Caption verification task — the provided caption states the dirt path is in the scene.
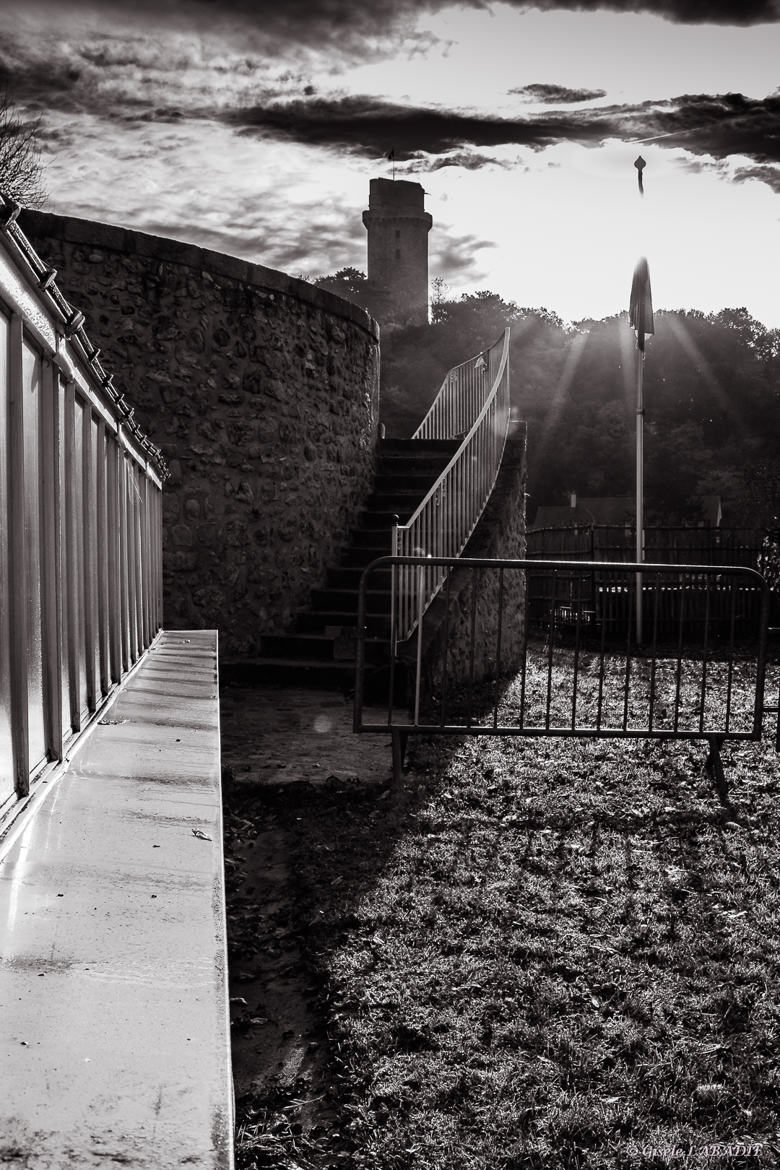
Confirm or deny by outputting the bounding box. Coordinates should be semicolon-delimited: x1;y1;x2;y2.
219;683;393;1155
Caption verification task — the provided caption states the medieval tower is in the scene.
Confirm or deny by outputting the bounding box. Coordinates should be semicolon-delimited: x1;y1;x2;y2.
362;177;433;328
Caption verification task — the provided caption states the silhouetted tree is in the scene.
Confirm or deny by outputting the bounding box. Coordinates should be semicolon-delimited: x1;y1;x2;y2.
313;267;369;302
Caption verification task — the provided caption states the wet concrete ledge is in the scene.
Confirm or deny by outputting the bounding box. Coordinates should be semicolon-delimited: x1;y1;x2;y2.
0;631;233;1170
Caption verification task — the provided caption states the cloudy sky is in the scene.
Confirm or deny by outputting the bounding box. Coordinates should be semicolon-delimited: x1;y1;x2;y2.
1;0;779;326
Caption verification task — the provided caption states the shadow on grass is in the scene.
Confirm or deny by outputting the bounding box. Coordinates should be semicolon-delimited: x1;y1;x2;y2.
225;674;780;1170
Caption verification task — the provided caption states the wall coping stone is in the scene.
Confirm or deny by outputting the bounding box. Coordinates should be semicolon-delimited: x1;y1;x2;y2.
19;209;380;342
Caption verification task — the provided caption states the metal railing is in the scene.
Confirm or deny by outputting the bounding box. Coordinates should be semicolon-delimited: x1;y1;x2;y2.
355;556;780;784
392;328;511;646
0;196;167;817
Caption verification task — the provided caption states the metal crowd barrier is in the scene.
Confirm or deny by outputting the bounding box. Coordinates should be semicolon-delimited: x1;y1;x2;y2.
354;556;780;786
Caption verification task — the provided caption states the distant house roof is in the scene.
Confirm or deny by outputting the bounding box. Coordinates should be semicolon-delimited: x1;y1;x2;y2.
531;494;722;529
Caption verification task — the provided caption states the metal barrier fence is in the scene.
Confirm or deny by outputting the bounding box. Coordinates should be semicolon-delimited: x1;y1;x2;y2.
0;198;167;818
354;556;780;784
528;525;766;567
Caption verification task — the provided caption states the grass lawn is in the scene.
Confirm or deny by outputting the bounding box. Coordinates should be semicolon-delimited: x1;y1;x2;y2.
227;656;780;1169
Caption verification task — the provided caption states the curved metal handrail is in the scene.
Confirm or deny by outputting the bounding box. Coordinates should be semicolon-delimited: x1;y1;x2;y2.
392;327;511;645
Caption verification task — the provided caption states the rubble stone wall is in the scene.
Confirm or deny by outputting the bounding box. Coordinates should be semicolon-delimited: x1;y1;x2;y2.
21;211;380;657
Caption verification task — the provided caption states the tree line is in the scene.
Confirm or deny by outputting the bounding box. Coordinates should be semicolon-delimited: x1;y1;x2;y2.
314;270;780;530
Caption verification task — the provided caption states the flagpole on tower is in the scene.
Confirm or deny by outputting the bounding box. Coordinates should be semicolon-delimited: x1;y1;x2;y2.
629;156;653;644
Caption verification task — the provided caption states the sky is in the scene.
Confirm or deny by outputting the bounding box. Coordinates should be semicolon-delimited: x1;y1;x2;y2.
1;0;779;327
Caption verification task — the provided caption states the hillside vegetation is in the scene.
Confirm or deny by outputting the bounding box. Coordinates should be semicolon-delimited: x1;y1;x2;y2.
386;299;780;530
315;272;780;529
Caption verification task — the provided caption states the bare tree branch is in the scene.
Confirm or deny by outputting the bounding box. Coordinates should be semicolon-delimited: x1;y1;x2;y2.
0;91;47;208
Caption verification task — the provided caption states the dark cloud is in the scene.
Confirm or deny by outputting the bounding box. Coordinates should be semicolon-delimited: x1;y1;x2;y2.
511;84;608;103
627;92;780;167
10;0;779;48
135;200;367;276
431;231;494;280
16;0;446;57
732;162;780;192
424;151;516;172
508;0;779;23
151;0;780;27
230;94;615;155
227;90;780;177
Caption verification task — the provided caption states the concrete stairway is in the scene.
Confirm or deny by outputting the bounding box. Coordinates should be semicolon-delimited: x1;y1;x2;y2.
253;438;459;689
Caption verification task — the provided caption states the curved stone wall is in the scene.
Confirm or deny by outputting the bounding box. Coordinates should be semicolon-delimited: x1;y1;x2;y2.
20;210;380;658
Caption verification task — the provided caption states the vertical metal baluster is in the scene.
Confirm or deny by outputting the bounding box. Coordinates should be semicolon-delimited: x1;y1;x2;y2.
571;568;583;731
41;356;63;763
518;564;529;732
493;566;505;730
673;570;686;734
724;573;737;735
413;556;425;725
623;569;634;732
8;313;30;793
596;570;607;731
107;433;121;685
82;407;97;708
390;520;398;656
699;573;712;735
545;569;556;731
753;571;769;741
440;572;453;728
467;566;478;728
648;569;660;732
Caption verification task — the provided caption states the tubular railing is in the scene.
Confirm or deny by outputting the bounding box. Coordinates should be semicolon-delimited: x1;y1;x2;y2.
0;195;167;818
392;328;511;646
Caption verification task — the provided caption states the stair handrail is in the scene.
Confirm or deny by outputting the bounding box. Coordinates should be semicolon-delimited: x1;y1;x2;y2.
392;327;511;647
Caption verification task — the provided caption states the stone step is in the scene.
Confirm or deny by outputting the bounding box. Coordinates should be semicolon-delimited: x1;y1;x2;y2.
373;471;445;494
366;492;430;514
310;586;391;614
227;657;358;690
379;438;459;455
326;564;391;588
354;512;405;532
340;546;394;569
252;436;460;689
295;610;392;637
259;631;389;664
346;530;394;552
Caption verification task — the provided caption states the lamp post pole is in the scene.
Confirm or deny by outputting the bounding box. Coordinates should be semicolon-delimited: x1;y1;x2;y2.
636;343;644;644
632;155;650;645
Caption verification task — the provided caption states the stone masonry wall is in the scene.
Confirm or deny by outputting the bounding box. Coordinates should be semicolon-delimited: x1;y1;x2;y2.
20;210;380;658
409;423;528;693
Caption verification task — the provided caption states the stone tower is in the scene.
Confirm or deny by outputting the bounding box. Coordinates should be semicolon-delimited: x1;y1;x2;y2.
362;178;432;327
